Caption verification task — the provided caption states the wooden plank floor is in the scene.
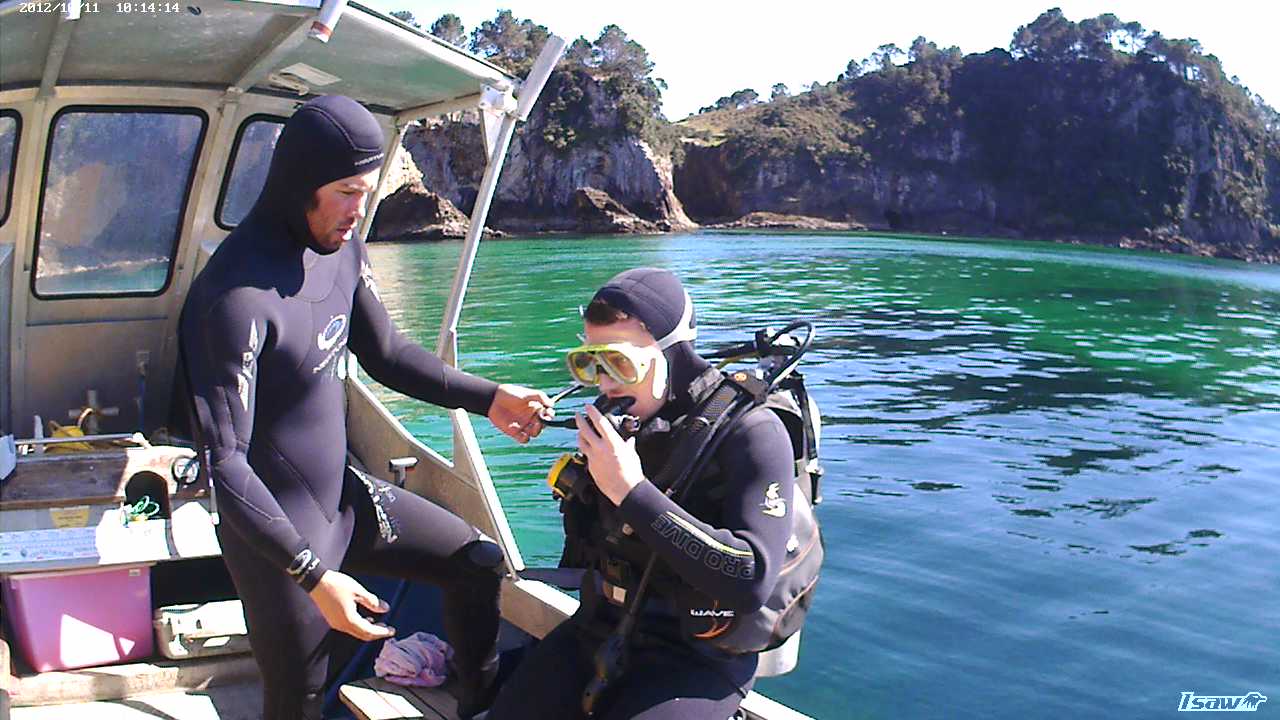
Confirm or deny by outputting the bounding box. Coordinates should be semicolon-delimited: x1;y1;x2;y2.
340;677;462;720
9;681;263;720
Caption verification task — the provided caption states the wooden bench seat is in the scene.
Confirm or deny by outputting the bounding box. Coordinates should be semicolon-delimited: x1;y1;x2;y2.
339;677;465;720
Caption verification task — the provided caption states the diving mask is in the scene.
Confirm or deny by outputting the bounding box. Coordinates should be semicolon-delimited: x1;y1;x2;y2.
565;342;654;386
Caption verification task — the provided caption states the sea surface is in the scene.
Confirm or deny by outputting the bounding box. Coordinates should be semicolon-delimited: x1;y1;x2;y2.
363;232;1280;719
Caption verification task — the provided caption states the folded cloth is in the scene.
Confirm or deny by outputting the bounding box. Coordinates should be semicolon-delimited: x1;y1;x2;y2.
374;632;455;687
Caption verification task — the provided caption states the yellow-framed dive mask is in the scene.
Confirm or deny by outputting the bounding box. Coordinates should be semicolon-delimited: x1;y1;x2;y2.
565;342;654;386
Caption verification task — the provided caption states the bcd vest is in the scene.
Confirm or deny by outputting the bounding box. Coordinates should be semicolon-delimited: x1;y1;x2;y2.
560;368;824;655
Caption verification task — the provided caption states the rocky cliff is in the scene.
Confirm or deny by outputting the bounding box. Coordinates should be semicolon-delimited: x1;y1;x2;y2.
378;69;693;238
674;18;1280;261
372;10;1279;262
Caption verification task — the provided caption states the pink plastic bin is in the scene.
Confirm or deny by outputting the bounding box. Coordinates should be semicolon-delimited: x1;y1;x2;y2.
2;564;154;671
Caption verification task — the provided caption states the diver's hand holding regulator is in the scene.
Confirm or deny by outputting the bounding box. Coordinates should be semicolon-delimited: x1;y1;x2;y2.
489;383;552;444
575;404;646;506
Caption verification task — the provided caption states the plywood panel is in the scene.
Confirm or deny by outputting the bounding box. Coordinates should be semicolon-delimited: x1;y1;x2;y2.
21;320;167;437
0;444;203;510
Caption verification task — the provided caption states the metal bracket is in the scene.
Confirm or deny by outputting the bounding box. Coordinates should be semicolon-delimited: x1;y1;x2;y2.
388;457;418;488
67;389;120;435
478;85;517;159
38;9;78;99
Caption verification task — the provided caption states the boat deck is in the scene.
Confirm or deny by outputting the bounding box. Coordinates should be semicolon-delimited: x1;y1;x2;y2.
1;645;260;720
339;678;467;720
9;682;262;720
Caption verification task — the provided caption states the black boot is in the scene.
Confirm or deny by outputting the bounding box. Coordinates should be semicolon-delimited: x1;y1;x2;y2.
454;651;500;719
301;690;326;720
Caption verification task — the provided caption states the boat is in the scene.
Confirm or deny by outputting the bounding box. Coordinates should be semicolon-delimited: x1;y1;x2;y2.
0;2;813;718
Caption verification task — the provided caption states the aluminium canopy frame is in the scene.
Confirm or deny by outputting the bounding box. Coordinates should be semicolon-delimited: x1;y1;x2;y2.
0;0;566;574
0;6;816;717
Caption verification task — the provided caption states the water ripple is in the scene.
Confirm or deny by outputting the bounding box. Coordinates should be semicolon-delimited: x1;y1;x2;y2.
365;233;1280;719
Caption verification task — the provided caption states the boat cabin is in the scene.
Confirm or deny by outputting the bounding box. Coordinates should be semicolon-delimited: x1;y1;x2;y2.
0;3;810;718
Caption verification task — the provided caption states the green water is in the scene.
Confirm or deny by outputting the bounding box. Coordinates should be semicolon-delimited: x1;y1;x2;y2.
363;232;1280;719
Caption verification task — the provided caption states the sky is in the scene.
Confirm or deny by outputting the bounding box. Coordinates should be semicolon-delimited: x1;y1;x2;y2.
363;1;1280;121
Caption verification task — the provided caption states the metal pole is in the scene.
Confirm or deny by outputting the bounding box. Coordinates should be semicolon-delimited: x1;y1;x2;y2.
394;93;483;126
357;121;410;243
307;0;349;42
16;433;137;447
433;36;566;363
434;111;519;363
38;10;78;99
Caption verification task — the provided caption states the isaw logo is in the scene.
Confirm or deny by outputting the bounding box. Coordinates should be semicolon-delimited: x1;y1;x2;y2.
317;314;348;351
1179;691;1268;712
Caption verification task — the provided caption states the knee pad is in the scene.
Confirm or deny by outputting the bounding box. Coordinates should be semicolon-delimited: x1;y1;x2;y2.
460;538;505;575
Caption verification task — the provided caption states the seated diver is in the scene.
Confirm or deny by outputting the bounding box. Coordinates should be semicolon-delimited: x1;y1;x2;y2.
488;268;807;720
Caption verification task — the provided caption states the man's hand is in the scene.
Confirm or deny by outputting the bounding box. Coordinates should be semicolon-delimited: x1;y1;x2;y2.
308;570;395;642
489;384;552;444
576;404;646;506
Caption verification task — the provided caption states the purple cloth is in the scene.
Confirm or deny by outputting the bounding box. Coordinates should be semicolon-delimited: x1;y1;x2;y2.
373;632;454;687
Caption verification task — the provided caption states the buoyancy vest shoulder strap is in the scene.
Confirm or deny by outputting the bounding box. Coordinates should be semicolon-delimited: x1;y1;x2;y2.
653;367;770;500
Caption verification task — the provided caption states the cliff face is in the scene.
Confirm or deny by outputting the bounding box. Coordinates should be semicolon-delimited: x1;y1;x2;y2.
677;141;1016;235
397;71;693;234
375;18;1279;262
675;49;1280;261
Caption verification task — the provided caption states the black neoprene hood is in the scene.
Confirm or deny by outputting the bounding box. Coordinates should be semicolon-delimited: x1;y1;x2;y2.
591;267;709;409
591;267;697;348
250;95;386;253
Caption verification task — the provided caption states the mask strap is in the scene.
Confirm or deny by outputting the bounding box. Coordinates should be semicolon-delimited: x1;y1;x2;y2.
653;290;697;350
650;351;669;400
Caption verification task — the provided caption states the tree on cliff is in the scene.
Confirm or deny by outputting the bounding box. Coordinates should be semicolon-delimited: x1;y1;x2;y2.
389;10;419;29
430;14;466;47
592;25;655;80
565;25;669;151
843;37;961;161
676;8;1278;255
470;9;551;74
844;43;907;80
698;88;761;113
462;11;672;155
1010;9;1146;63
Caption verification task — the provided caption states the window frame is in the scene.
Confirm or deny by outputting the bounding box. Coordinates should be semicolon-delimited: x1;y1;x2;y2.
30;104;209;301
0;109;22;228
214;113;288;231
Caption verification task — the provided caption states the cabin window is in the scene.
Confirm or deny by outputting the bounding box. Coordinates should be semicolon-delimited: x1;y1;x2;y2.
0;111;19;227
32;107;206;298
216;116;285;229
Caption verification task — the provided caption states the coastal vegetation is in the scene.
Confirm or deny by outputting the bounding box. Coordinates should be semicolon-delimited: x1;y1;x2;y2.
384;7;1279;261
392;9;678;156
678;9;1279;258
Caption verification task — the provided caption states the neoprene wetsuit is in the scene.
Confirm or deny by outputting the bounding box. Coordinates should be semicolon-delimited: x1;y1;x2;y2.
488;269;796;720
180;96;503;719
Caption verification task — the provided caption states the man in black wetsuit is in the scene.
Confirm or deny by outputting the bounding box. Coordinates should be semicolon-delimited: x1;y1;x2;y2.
180;95;550;720
488;268;797;720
